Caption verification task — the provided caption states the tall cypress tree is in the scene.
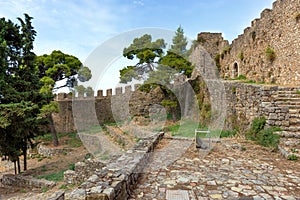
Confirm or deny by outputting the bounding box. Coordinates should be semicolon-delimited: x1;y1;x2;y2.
0;14;49;173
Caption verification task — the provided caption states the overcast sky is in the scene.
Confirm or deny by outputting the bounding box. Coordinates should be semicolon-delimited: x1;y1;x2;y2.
1;0;274;92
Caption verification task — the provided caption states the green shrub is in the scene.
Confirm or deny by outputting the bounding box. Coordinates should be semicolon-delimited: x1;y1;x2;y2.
288;154;298;161
246;117;281;149
231;86;236;94
41;165;47;172
255;127;280;148
214;54;221;71
265;46;276;62
69;163;75;171
246;117;265;140
241;146;247;151
222;46;231;55
238;52;244;61
250;117;266;135
296;90;300;95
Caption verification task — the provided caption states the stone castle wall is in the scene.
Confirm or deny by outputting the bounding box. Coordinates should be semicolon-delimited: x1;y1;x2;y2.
53;0;300;133
198;0;300;86
197;32;229;58
224;82;300;131
53;85;164;133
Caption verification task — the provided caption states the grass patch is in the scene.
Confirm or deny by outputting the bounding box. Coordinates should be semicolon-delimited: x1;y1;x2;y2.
38;170;64;182
20;189;27;193
164;120;222;138
35;133;53;142
100;154;110;161
245;80;256;84
59;184;76;190
35;132;82;148
67;135;82;148
164;120;200;137
104;121;119;127
237;74;247;80
38;169;65;182
220;130;237;138
41;187;48;193
59;184;68;190
296;90;300;95
58;132;82;148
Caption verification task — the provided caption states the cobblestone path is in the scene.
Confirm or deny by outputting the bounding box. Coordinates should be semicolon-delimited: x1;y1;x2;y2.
130;137;300;200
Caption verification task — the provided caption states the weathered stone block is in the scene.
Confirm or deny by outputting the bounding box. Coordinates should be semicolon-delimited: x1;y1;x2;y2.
269;113;278;120
86;193;109;200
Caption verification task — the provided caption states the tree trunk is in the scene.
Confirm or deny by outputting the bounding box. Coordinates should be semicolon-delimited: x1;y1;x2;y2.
48;114;59;146
22;141;27;171
17;157;21;174
171;108;177;122
14;161;17;175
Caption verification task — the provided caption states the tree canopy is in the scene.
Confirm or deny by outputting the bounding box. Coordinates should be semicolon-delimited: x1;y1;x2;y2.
120;34;166;83
36;50;92;146
119;27;194;121
0;14;92;172
36;50;91;93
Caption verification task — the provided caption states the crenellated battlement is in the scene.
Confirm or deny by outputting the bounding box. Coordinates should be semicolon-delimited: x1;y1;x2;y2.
214;0;300;85
55;84;141;101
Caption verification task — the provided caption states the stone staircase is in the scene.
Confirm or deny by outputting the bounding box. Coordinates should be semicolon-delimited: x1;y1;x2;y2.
274;87;300;160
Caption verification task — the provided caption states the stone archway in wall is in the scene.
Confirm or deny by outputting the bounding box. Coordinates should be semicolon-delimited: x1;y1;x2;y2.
232;62;239;79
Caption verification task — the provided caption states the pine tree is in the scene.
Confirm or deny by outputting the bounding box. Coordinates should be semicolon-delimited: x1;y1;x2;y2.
120;27;193;121
170;25;188;57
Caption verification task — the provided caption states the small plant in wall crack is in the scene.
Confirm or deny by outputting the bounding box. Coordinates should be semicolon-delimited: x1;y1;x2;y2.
238;51;244;61
295;13;300;22
265;46;276;62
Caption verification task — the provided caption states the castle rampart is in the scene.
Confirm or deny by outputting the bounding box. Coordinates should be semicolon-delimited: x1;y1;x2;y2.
53;85;164;133
199;0;300;86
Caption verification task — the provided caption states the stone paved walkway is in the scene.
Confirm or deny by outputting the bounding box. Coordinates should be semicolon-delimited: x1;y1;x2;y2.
129;137;300;200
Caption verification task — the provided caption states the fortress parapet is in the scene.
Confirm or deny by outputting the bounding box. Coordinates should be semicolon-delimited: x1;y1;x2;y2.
56;85;136;101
